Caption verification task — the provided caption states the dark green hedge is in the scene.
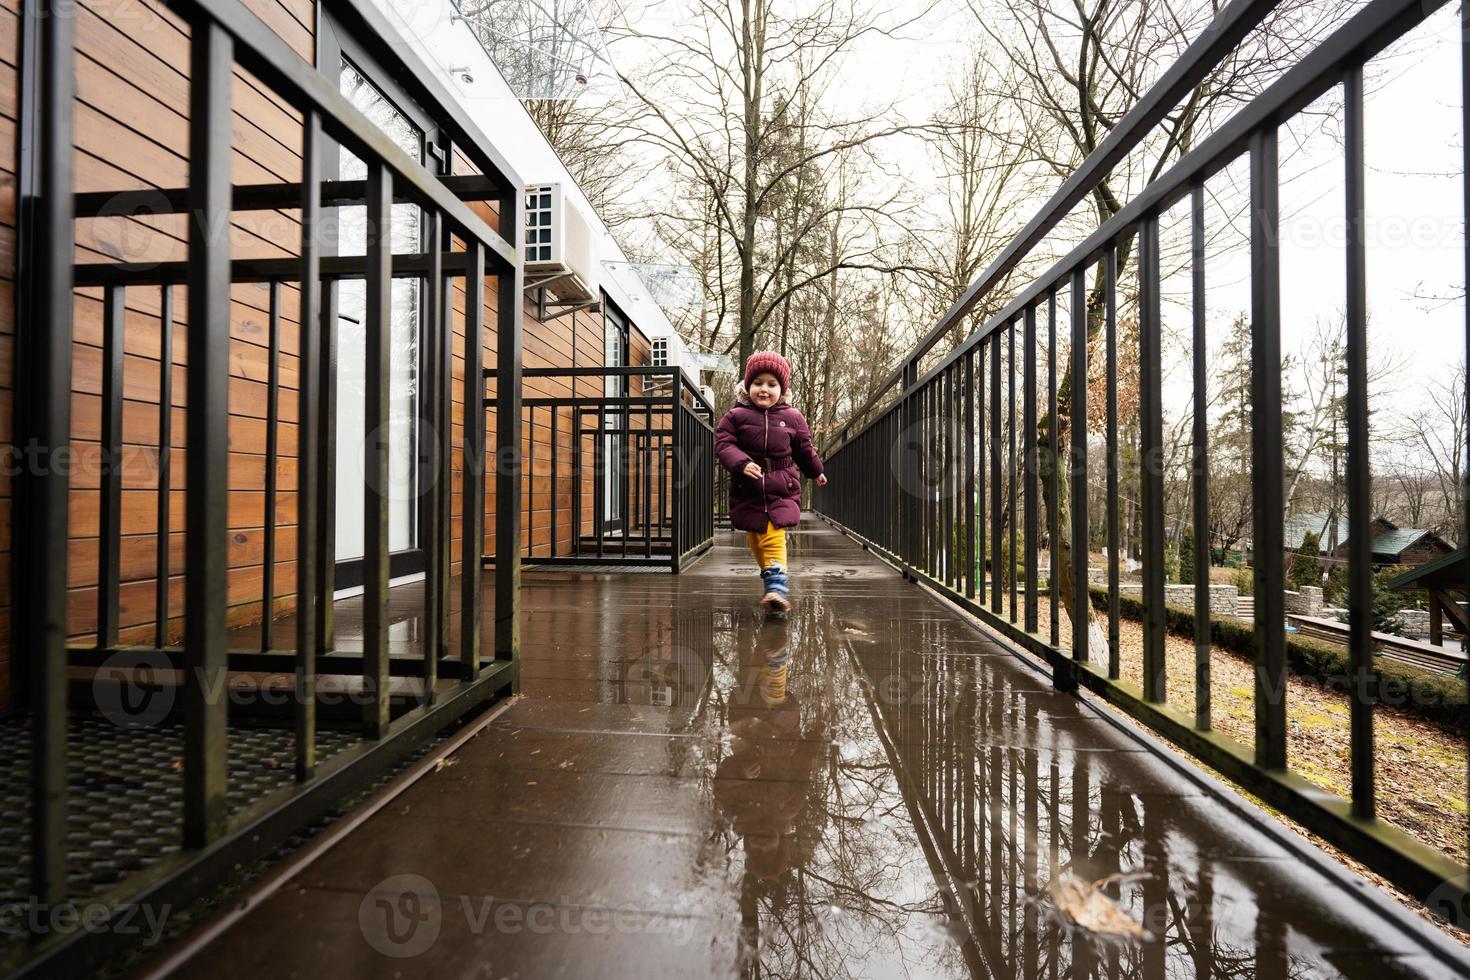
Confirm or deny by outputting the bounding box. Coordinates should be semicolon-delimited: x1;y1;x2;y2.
1089;587;1467;733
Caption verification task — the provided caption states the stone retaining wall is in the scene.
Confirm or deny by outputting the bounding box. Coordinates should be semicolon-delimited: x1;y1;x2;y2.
1114;583;1239;617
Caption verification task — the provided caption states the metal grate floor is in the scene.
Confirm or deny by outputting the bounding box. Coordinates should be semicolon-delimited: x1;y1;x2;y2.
0;714;360;914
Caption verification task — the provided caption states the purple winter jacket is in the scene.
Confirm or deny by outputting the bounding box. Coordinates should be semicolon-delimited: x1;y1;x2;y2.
715;382;825;532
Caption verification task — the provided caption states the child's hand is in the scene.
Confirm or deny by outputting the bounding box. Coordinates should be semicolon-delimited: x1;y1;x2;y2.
742;461;763;480
816;474;828;487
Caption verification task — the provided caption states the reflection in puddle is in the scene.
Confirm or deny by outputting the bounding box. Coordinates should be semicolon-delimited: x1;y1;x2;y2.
685;593;1441;979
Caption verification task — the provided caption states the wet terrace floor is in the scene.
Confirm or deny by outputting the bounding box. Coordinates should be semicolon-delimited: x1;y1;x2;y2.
168;518;1465;979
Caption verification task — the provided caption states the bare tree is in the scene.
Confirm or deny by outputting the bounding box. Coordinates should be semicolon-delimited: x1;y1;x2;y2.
1403;364;1468;544
610;0;936;366
962;0;1357;657
459;0;654;229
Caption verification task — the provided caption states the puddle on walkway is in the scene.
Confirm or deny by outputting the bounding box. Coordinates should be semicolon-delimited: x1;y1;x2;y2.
507;526;1459;978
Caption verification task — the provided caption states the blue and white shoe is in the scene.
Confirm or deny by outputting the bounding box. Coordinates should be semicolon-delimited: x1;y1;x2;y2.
760;565;790;614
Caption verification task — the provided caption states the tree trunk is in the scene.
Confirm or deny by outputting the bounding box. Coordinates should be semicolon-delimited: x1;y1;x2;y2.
736;0;764;367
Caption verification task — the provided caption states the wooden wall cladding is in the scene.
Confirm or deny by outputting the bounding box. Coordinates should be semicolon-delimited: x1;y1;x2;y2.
0;0;616;705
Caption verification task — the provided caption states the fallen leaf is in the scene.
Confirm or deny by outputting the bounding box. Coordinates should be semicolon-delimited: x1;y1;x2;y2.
1048;872;1153;942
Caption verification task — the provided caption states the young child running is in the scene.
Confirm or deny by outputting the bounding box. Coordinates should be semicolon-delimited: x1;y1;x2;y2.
715;351;828;614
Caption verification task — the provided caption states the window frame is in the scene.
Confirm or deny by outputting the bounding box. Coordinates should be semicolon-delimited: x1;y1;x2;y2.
318;8;450;587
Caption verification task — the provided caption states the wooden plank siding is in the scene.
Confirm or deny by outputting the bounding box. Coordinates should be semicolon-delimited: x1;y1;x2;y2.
0;0;622;706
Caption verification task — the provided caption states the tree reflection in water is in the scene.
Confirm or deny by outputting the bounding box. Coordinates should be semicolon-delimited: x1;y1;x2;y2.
696;595;1368;979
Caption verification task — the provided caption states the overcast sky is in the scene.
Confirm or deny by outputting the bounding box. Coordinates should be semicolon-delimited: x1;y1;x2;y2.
592;0;1464;450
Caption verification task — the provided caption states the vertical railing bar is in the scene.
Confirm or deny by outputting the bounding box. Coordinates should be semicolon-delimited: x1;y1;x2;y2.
435;234;452;663
1105;246;1120;680
1191;183;1212;730
97;284;124;650
1140;214;1167;705
362;161;392;739
1024;305;1038;633
901;363;913;572
1009;321;1018;622
669;379;681;572
156;285;173;649
644;400;652;560
315;280;337;656
912;363;921;574
953;364;962;585
550;402;559;558
911;378;920;574
261;279;280;652
183;19;233;846
935;373;943;582
964;350;976;600
622;388;631;560
25;0;76;904
1343;65;1374;816
494;184;523;677
929;378;938;579
1048;290;1060;647
1070;268;1089;666
527;400;535;559
919;380;928;575
990;335;1002;615
977;343;986;606
463;241;486;673
595;401;605;561
942;370;952;584
571;407;582;558
295;110;321;780
420;208;443;701
1249;126;1287;769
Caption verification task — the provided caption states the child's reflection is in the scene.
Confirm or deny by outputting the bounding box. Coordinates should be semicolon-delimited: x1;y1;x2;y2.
715;618;826;881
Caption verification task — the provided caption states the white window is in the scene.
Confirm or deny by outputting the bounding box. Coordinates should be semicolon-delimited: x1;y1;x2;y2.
652;337;669;367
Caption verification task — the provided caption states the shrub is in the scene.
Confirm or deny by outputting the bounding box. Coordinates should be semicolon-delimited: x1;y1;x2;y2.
1231;564;1254;597
1323;565;1348;606
1089;586;1466;733
1288;530;1321;591
1178;528;1195;586
1333;568;1408;636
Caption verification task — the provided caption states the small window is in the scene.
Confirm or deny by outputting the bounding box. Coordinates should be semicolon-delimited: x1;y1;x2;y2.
652;337;668;367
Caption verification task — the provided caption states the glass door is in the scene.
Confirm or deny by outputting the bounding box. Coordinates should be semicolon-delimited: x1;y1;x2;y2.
323;30;440;587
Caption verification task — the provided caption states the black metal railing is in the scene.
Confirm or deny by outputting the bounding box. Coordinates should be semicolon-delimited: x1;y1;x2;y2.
10;0;523;972
484;366;715;570
714;463;732;529
815;0;1468;928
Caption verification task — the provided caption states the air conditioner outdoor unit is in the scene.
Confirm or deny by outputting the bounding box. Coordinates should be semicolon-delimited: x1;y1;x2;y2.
523;183;599;303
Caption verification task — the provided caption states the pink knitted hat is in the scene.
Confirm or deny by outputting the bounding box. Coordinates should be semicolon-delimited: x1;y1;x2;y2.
743;350;791;393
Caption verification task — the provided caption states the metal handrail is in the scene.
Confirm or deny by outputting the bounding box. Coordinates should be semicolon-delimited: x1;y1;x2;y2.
814;0;1469;946
830;0;1290;453
11;0;525;972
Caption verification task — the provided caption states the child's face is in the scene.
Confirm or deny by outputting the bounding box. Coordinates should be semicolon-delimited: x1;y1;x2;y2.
749;373;781;407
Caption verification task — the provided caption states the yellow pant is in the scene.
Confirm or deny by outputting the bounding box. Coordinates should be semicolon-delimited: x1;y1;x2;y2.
746;521;787;570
